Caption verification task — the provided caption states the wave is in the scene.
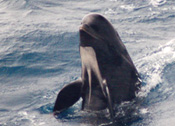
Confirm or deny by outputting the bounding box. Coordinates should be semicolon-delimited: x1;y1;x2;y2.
149;0;167;7
137;39;175;97
0;31;80;78
0;0;61;10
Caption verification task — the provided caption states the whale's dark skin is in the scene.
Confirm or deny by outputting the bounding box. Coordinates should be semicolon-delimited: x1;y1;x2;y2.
53;14;141;119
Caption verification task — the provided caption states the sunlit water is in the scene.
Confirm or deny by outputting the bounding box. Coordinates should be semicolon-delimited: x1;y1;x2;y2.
0;0;175;126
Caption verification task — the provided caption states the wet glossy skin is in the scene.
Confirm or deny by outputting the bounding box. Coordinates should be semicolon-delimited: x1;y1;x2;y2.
79;14;141;110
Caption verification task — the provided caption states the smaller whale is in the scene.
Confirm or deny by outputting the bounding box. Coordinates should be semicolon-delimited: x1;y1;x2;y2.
53;14;141;119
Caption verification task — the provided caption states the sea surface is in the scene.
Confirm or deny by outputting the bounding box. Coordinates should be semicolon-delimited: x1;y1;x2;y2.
0;0;175;126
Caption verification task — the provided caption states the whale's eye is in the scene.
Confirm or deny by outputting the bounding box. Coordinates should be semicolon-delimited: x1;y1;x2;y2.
91;24;99;32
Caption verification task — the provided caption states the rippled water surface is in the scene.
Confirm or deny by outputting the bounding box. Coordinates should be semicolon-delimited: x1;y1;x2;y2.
0;0;175;125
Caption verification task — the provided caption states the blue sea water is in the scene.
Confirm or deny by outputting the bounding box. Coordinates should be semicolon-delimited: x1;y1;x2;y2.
0;0;175;125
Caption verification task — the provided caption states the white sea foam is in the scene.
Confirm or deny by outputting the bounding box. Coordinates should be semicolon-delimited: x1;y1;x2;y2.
120;4;135;11
150;0;167;7
140;108;149;114
137;39;175;97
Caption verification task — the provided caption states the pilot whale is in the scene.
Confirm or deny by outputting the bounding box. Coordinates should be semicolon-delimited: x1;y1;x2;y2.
53;13;141;119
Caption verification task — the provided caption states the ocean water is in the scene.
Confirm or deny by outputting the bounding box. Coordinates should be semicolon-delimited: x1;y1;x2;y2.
0;0;175;125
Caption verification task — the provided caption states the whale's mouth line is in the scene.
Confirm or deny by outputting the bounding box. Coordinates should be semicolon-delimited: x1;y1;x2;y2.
79;24;103;41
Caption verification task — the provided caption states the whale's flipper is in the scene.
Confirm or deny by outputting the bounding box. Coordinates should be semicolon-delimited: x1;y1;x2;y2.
53;79;82;113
